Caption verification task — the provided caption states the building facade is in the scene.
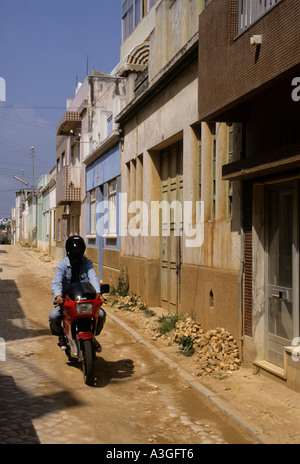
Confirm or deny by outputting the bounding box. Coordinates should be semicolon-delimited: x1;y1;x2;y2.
84;75;126;286
11;189;30;245
55;81;87;261
10;0;300;392
116;0;203;309
114;0;243;344
55;74;117;263
198;0;300;389
36;167;56;255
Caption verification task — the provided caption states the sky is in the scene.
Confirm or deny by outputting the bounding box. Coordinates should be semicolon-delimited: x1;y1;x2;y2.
0;0;122;217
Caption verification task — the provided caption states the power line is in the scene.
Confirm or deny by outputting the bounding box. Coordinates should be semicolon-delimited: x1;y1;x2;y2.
0;106;65;110
0;189;21;193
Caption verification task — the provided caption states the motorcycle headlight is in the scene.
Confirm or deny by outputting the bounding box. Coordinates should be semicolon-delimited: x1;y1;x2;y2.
75;302;93;314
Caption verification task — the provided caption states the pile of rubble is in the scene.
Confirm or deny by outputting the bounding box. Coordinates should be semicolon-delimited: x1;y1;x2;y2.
162;317;241;377
112;294;147;312
111;293;241;377
194;327;241;377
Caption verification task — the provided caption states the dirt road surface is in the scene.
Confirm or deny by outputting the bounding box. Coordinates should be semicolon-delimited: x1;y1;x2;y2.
0;245;258;445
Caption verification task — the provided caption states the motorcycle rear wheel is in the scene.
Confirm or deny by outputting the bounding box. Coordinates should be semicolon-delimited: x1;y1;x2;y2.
80;339;94;386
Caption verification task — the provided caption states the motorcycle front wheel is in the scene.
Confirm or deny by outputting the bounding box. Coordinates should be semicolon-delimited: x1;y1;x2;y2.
80;339;94;386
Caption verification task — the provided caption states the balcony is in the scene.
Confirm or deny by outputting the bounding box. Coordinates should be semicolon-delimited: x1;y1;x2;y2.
56;165;81;205
56;111;82;136
238;0;283;34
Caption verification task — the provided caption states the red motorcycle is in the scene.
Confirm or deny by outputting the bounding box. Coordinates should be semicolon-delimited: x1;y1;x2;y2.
62;281;109;385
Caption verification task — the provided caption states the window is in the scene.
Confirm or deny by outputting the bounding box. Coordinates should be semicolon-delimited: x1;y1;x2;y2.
238;0;282;34
122;0;133;42
52;210;56;240
61;151;65;168
197;125;202;202
90;189;96;235
71;214;80;236
108;179;117;235
46;211;50;237
122;0;158;41
148;0;157;11
89;137;93;154
122;0;142;42
57;218;61;242
135;0;141;26
57;151;65;173
107;115;113;136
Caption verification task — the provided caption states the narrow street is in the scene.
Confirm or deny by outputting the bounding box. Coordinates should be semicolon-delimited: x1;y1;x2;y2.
0;245;256;445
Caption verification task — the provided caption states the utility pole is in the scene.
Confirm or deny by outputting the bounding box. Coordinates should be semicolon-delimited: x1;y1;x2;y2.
30;146;36;193
29;147;36;246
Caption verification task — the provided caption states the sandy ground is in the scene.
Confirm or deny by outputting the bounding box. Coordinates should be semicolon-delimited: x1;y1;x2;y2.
0;244;258;444
3;244;300;444
109;301;300;444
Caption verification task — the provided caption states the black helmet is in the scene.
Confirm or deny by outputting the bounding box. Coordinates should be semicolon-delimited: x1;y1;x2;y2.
66;235;86;264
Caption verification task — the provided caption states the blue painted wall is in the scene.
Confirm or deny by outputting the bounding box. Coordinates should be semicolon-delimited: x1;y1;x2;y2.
86;142;121;279
86;143;120;191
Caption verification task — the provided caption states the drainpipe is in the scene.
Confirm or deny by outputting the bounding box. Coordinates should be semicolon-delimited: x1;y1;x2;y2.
238;225;245;362
238;176;245;362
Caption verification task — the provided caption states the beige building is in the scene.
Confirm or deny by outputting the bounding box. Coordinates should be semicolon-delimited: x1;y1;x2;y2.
55;73;119;262
116;0;242;343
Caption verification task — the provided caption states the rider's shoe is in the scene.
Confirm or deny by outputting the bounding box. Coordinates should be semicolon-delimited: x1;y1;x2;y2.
58;336;67;351
94;339;102;353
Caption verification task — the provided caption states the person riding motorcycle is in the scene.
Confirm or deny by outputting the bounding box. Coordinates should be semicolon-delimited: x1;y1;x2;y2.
49;235;106;352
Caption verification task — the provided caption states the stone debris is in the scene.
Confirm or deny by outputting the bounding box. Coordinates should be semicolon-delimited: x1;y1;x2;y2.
112;292;241;378
194;327;241;377
112;294;147;312
161;317;241;377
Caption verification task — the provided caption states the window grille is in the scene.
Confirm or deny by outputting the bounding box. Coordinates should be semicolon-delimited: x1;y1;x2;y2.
238;0;282;34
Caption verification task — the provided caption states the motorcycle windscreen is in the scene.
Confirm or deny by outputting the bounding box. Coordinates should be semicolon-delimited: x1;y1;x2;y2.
66;282;97;301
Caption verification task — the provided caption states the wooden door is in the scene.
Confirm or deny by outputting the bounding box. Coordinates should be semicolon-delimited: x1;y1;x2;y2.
160;142;183;313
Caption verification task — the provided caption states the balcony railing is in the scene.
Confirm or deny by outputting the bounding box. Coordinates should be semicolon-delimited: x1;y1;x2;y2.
56;165;81;205
238;0;282;34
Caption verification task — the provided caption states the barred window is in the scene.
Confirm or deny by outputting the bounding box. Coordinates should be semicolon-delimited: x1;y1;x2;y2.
238;0;282;34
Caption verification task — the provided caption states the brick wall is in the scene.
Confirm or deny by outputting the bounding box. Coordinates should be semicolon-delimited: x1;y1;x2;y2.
198;0;300;121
